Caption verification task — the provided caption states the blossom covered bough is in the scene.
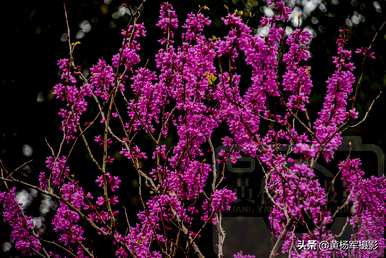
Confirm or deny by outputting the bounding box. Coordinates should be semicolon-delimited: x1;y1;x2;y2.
0;0;385;257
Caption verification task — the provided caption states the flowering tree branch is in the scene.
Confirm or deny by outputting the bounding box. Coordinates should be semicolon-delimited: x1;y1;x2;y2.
1;1;385;258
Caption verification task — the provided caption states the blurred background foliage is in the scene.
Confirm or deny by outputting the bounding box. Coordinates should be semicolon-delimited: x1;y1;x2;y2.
0;0;385;256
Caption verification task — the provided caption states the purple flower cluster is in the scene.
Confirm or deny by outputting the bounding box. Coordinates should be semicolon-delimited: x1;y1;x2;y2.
39;155;69;189
112;23;145;70
52;183;87;255
282;29;313;111
117;194;184;257
339;159;385;258
267;159;332;236
89;58;115;102
0;188;41;254
128;68;164;133
53;59;92;141
210;188;237;213
314;30;356;161
156;2;179;46
116;7;237;255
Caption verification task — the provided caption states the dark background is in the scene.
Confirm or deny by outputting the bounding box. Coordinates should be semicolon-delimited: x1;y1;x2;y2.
0;0;385;257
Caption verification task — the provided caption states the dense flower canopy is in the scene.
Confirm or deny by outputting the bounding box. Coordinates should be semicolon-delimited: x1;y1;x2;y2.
0;1;385;257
